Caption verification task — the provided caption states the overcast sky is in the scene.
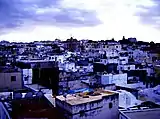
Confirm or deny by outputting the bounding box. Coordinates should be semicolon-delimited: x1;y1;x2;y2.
0;0;160;42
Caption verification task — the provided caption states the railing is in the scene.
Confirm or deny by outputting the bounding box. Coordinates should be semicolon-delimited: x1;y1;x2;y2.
0;102;11;119
119;111;130;119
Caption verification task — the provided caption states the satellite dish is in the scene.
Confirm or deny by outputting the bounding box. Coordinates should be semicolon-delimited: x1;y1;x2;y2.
13;93;22;99
25;92;33;99
24;76;29;81
63;93;67;99
36;91;44;98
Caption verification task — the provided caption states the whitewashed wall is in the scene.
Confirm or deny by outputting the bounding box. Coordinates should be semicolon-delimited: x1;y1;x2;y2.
22;69;32;84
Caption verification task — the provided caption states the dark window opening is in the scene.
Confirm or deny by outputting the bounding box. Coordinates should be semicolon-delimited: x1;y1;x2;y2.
109;102;113;109
128;67;130;70
11;76;16;82
80;110;85;117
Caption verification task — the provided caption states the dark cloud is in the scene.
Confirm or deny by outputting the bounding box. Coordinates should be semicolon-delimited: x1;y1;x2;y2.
136;0;160;29
0;0;101;32
33;8;101;27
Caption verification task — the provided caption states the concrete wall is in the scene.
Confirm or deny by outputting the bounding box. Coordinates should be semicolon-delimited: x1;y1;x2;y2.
103;84;117;91
22;69;32;84
0;72;22;89
111;74;127;86
59;80;88;90
68;80;88;90
101;74;127;86
101;75;110;85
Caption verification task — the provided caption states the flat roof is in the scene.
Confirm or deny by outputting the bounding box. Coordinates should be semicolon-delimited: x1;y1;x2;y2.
123;108;160;119
45;94;55;107
56;90;117;106
11;97;64;119
0;67;20;73
25;84;47;92
17;59;55;63
117;82;146;90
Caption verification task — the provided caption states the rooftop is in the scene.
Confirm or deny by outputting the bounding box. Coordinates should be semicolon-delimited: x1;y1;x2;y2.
56;90;117;106
139;85;160;104
0;90;64;119
11;97;64;119
25;84;47;92
17;59;55;63
123;108;160;119
0;67;19;73
117;82;146;90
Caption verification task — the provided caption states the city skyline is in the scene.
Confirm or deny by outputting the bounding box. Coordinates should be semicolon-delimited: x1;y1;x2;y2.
0;0;160;42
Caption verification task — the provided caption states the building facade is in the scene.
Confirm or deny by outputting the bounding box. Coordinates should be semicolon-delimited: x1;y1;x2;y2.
0;71;22;90
56;90;119;119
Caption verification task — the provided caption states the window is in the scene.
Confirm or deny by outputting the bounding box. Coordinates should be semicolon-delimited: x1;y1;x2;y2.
109;102;113;109
79;110;85;117
11;76;16;82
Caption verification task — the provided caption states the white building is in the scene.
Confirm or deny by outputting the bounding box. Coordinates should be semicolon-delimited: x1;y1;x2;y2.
119;57;128;65
101;73;127;86
117;90;142;109
55;90;119;119
133;49;148;58
76;64;93;72
100;43;122;51
59;62;77;72
133;49;148;62
45;55;66;63
18;47;25;54
100;58;119;65
88;51;100;58
118;65;136;71
105;50;119;58
16;55;28;61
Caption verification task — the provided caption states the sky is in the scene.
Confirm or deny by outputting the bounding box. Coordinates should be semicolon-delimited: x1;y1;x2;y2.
0;0;160;42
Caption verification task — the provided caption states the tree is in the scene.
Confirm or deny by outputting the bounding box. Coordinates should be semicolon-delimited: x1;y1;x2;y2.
150;41;155;48
122;36;126;40
111;38;115;41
